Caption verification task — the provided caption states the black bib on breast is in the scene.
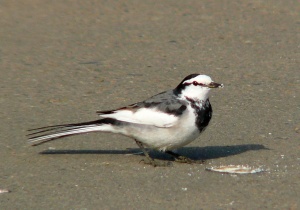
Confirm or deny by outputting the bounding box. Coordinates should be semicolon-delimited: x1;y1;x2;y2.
187;98;213;132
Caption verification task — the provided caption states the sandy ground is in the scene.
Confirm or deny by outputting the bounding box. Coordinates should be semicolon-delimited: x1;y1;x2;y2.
0;1;299;209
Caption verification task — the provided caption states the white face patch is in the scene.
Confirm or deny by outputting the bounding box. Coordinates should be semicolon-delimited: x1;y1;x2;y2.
183;75;213;86
179;75;213;101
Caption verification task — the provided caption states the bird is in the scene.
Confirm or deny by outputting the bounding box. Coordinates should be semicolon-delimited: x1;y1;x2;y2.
28;74;223;167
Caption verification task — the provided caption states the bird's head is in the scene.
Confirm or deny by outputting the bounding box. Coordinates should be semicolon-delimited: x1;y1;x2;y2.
174;74;223;101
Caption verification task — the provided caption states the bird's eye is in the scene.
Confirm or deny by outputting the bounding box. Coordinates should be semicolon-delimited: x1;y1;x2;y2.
193;81;198;86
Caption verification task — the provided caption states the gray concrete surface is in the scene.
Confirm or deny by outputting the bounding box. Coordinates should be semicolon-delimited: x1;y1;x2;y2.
0;1;299;209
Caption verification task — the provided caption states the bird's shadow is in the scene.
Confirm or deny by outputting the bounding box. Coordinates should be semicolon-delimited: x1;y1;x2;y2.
40;144;268;161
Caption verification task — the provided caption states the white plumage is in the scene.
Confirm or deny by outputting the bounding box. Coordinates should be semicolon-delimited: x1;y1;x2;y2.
99;108;178;128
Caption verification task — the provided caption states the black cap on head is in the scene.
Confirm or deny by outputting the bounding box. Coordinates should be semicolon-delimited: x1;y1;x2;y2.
174;74;200;95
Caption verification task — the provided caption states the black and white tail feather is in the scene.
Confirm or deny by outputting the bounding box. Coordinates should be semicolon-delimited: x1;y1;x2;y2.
27;118;118;146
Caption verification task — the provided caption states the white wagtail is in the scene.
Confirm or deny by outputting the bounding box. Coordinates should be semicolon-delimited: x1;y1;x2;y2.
28;74;223;166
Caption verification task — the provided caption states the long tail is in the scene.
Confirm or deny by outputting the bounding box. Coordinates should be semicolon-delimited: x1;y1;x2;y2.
27;118;119;146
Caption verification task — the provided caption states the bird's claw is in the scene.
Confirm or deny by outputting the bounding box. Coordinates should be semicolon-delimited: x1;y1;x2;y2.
174;156;206;164
140;158;173;167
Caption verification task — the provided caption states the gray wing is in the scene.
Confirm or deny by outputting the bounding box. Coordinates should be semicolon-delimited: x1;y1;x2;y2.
97;90;187;116
96;90;188;128
134;90;188;116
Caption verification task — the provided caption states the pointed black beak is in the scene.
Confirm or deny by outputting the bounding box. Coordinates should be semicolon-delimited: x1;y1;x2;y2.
208;82;224;88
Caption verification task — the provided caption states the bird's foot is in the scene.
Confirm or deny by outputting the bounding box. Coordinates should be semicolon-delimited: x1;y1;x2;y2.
174;156;206;164
165;151;206;164
140;158;173;167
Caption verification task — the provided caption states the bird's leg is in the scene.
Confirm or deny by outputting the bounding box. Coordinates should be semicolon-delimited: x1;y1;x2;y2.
165;151;205;164
134;140;172;167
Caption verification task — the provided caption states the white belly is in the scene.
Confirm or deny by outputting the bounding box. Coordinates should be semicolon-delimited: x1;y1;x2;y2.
121;106;201;151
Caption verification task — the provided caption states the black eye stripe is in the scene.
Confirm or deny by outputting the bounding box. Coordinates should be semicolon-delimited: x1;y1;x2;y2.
192;81;205;86
183;81;207;87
